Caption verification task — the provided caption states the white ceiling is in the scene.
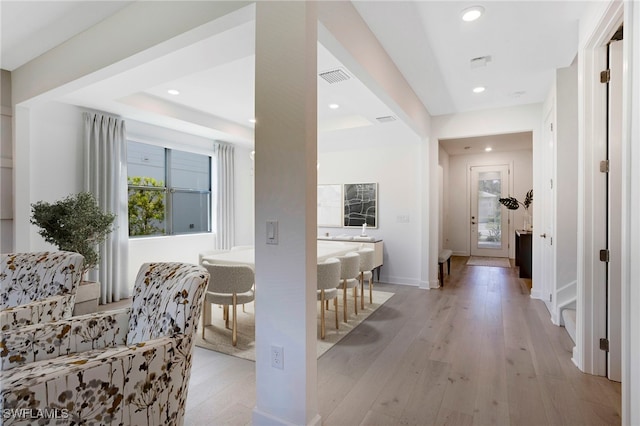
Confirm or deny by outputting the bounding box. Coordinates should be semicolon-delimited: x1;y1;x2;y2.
0;1;589;151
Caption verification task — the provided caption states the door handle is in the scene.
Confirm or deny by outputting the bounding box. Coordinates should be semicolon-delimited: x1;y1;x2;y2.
540;233;547;238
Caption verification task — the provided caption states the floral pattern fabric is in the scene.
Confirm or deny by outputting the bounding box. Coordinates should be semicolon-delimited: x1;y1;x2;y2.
0;252;84;331
0;308;130;371
0;262;208;426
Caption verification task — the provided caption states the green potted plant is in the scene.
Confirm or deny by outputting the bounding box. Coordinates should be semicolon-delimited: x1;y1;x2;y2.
30;192;115;315
30;192;115;276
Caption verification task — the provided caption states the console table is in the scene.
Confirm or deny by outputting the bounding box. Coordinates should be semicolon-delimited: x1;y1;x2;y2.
318;237;384;280
515;230;532;279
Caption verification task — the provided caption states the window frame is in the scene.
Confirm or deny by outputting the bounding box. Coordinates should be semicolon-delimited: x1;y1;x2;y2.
127;138;214;238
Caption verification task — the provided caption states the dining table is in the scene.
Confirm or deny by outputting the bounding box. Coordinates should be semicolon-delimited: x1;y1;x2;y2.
201;241;362;269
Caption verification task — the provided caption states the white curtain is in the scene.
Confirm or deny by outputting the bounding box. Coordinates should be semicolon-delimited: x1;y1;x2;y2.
84;112;129;303
215;142;235;249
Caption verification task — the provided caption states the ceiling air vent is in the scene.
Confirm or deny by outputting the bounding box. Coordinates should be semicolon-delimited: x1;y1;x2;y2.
319;68;351;84
470;55;492;68
376;115;397;124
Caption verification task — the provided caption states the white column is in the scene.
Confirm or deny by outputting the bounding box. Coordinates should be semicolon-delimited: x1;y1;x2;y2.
253;2;319;425
13;105;31;252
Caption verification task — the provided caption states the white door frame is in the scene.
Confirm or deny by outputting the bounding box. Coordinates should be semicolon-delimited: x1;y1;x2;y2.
622;3;640;424
576;0;623;379
607;38;623;382
539;107;555;306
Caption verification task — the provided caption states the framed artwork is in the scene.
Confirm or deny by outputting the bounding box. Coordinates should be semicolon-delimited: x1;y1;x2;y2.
317;184;343;227
343;182;377;228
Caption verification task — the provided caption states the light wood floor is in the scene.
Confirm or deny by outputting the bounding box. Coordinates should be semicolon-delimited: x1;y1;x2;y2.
154;256;621;425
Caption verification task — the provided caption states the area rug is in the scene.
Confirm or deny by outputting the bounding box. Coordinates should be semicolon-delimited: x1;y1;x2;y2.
196;289;394;361
466;256;511;268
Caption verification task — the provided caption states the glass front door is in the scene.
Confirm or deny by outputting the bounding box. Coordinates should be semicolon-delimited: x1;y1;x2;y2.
470;165;509;257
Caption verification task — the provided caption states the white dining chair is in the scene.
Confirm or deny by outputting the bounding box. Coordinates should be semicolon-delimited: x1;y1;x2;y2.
336;252;360;323
356;248;376;309
200;261;255;346
317;257;341;339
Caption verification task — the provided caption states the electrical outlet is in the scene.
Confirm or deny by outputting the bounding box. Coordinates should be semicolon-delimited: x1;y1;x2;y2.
271;345;284;370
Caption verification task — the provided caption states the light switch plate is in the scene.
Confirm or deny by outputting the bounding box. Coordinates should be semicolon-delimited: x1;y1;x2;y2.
266;220;278;245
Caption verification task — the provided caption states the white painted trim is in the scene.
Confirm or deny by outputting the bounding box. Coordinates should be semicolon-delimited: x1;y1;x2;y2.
530;288;544;301
621;2;640;423
576;0;623;376
1;105;12;116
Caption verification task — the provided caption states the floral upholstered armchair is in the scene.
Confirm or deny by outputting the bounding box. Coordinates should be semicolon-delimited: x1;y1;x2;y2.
0;251;84;331
0;262;208;426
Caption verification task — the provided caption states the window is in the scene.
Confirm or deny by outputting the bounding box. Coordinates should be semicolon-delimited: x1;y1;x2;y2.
127;141;212;237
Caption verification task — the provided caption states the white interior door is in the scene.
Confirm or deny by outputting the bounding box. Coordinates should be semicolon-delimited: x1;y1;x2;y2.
541;107;555;304
470;165;509;258
607;38;623;382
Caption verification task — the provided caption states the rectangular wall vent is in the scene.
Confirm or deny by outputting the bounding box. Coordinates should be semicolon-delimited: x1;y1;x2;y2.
319;68;351;84
376;115;397;123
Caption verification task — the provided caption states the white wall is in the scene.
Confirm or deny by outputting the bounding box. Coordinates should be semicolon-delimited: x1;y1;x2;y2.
446;149;533;257
438;146;450;254
318;121;422;286
556;60;579;292
1;70;13;253
28;102;85;250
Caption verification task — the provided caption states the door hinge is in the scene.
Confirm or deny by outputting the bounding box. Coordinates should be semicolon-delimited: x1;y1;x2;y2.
600;69;610;83
550;179;553;189
599;249;610;262
550;237;553;246
600;160;610;173
600;338;610;352
549;293;553;302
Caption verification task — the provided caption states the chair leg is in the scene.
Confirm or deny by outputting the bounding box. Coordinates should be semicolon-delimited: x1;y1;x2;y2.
369;276;373;304
202;300;210;339
320;290;326;340
360;272;365;310
343;281;348;323
232;294;238;346
334;296;339;330
224;305;229;329
354;285;358;315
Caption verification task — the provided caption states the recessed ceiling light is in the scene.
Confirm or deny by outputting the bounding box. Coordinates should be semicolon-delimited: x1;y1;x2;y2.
485;147;492;152
461;6;484;22
328;103;340;109
248;118;257;124
473;86;486;94
167;89;180;95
